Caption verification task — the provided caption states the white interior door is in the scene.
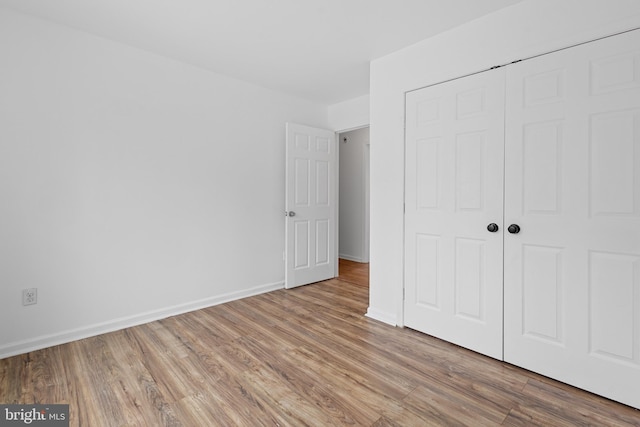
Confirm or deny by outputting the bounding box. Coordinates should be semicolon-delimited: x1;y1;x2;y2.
503;29;640;409
285;123;337;289
404;69;506;359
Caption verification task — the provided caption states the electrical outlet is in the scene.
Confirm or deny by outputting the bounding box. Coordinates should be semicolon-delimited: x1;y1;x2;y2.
23;288;37;306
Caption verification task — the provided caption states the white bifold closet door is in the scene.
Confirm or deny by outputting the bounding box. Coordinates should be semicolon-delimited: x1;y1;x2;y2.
404;28;640;408
503;29;640;409
404;68;506;360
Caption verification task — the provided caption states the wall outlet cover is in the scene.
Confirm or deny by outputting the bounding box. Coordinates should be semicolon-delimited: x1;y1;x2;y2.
23;288;37;306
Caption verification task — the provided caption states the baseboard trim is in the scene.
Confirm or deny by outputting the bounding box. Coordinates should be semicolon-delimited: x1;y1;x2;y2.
0;281;284;359
365;307;397;326
338;254;365;263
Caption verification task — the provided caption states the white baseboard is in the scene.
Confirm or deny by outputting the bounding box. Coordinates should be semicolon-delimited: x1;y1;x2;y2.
365;307;397;326
0;281;284;359
338;254;366;263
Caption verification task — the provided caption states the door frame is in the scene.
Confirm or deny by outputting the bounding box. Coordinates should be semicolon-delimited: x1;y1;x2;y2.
363;141;371;263
284;120;370;288
337;126;371;264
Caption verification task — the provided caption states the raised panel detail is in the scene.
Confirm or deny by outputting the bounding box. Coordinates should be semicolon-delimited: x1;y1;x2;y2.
416;234;439;309
590;110;639;216
417;98;440;125
590;51;640;95
456;132;484;211
294;158;310;206
589;251;640;365
316;160;329;206
455;238;485;322
524;69;565;107
523;121;563;215
315;220;330;265
456;87;485;119
522;245;564;344
316;137;330;153
295;133;310;151
416;138;439;210
294;221;310;269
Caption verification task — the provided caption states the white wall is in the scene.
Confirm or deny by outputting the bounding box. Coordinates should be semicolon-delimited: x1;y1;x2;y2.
0;8;328;357
328;94;370;132
339;127;369;262
368;0;640;325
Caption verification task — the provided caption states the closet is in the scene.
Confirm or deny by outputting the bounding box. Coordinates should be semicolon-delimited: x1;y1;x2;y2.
403;29;640;408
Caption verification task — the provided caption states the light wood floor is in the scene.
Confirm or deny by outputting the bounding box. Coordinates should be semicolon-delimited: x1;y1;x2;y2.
1;260;639;426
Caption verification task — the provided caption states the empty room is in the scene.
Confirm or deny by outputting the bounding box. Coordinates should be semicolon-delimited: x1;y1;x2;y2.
1;0;640;425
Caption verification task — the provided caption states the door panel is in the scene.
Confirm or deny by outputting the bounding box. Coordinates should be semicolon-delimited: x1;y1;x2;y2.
590;110;638;215
285;123;337;288
404;69;505;359
455;237;486;320
504;29;640;409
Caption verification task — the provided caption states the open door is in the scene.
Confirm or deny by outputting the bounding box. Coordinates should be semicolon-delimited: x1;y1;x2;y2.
285;123;337;289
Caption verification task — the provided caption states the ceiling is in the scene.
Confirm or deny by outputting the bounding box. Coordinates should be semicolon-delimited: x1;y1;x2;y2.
0;0;523;104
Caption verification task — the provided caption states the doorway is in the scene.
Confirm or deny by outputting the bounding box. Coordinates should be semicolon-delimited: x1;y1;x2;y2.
338;127;370;282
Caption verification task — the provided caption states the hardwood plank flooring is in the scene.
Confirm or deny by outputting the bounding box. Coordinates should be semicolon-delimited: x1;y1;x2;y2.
338;258;369;287
1;262;639;426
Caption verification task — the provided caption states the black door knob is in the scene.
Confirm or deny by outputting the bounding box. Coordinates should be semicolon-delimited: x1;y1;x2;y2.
508;224;521;234
487;223;499;232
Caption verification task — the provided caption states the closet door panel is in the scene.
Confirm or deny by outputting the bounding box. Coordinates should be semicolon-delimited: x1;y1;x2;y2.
404;69;505;359
504;29;640;409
